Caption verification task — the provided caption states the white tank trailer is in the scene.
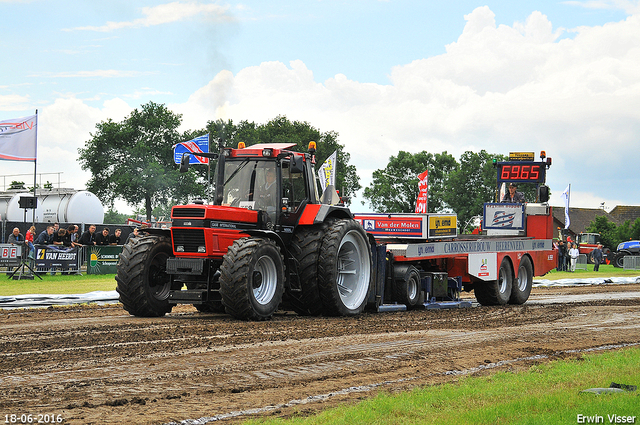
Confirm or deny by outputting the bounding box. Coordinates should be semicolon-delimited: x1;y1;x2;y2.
0;189;104;224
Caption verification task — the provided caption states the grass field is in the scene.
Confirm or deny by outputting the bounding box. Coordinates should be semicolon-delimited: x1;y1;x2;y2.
245;347;640;425
0;273;116;296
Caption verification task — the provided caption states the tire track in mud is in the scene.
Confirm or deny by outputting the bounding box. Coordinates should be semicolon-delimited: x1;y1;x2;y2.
0;289;639;425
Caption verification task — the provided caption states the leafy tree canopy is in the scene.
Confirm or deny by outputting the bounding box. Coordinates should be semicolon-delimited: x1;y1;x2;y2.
362;151;457;213
79;102;206;221
197;115;361;200
586;215;640;250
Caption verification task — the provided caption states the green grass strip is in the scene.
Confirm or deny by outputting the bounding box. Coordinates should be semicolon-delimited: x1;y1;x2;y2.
246;347;640;425
0;273;116;296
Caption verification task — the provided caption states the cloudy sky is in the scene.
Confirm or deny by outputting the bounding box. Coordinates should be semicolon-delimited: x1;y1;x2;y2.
2;0;639;214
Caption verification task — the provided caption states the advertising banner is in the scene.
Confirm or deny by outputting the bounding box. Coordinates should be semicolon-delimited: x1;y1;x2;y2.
415;169;428;214
354;213;426;239
427;214;457;238
0;244;22;268
34;246;80;271
483;203;525;230
87;245;123;274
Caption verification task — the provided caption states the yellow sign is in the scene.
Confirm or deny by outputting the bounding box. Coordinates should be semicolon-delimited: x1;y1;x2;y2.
509;152;535;161
428;215;457;237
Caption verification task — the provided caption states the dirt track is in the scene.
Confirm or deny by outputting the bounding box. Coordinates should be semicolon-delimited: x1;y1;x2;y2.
1;283;639;425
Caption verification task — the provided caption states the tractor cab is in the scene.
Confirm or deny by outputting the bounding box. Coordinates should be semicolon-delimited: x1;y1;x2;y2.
181;142;321;232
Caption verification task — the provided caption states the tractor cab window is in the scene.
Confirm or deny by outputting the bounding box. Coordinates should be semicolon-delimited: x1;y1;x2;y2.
221;159;278;222
282;159;307;212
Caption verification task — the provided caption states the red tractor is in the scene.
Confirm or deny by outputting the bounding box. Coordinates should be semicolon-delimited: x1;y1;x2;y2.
115;142;372;320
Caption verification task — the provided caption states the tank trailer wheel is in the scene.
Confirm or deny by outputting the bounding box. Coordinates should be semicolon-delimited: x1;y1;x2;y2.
510;256;533;305
287;225;326;316
474;258;513;306
219;237;285;320
393;264;421;308
318;219;372;316
116;235;176;317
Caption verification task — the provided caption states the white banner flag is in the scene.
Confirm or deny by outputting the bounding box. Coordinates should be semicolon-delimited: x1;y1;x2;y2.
0;114;37;161
317;150;337;192
560;184;570;229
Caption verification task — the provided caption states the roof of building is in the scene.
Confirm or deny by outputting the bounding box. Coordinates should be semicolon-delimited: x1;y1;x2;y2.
551;206;625;236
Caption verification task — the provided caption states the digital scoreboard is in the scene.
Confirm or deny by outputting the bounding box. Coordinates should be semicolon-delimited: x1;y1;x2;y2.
496;161;546;184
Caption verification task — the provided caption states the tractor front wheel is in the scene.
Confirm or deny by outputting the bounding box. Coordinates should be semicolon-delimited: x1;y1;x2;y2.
219;238;285;320
116;235;176;317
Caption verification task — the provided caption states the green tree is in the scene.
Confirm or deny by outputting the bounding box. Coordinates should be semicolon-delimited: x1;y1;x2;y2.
586;215;621;250
9;181;26;190
103;208;131;224
79;102;205;221
444;150;506;230
362;151;457;213
200;115;361;202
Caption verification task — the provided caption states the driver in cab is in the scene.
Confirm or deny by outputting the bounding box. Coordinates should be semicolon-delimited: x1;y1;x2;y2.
502;182;525;203
254;166;277;213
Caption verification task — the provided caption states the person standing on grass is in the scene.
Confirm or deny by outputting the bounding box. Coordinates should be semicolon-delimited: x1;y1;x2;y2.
569;243;580;272
591;243;604;272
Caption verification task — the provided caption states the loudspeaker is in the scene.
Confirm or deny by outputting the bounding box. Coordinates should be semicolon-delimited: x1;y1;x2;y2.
19;196;37;209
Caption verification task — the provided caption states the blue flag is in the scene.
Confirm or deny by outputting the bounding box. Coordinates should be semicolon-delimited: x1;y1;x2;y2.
173;134;209;164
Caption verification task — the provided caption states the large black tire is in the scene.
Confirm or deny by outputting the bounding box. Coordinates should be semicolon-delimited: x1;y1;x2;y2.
116;235;176;317
393;264;421;308
474;258;513;306
317;219;372;316
613;252;626;268
286;225;325;316
509;256;533;305
219;238;285;320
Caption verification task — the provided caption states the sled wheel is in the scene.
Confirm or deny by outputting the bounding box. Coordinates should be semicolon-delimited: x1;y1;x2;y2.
474;257;513;306
116;235;176;317
393;264;421;308
510;256;533;304
318;219;372;316
219;238;284;320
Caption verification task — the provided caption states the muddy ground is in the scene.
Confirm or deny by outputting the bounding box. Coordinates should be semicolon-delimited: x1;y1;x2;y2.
1;283;639;425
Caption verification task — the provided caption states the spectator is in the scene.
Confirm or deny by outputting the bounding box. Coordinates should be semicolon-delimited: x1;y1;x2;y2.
25;225;36;258
95;227;110;245
67;225;81;247
109;228;122;245
8;227;25;246
52;228;69;246
78;225;97;246
569;243;580;272
35;225;55;245
125;227;140;244
592;243;604;272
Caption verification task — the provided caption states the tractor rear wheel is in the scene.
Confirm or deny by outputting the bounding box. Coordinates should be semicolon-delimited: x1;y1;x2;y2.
116;235;176;317
286;225;325;316
317;219;372;316
474;258;513;306
613;252;626;268
219;237;285;320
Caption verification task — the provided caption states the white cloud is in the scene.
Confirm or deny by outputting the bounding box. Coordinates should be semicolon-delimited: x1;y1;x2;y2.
174;6;640;210
66;1;232;32
0;94;31;111
9;6;640;214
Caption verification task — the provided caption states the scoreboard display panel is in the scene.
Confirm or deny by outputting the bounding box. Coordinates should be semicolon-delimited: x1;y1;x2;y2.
497;161;546;184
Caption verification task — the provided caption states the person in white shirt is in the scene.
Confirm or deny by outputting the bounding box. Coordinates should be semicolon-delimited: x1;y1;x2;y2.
569;243;580;272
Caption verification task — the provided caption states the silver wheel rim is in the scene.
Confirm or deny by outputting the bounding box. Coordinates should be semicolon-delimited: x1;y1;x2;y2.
253;254;278;305
498;265;508;294
407;275;419;300
518;263;529;292
336;230;370;310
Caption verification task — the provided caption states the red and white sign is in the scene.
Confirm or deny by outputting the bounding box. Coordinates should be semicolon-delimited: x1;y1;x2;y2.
415;169;428;214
